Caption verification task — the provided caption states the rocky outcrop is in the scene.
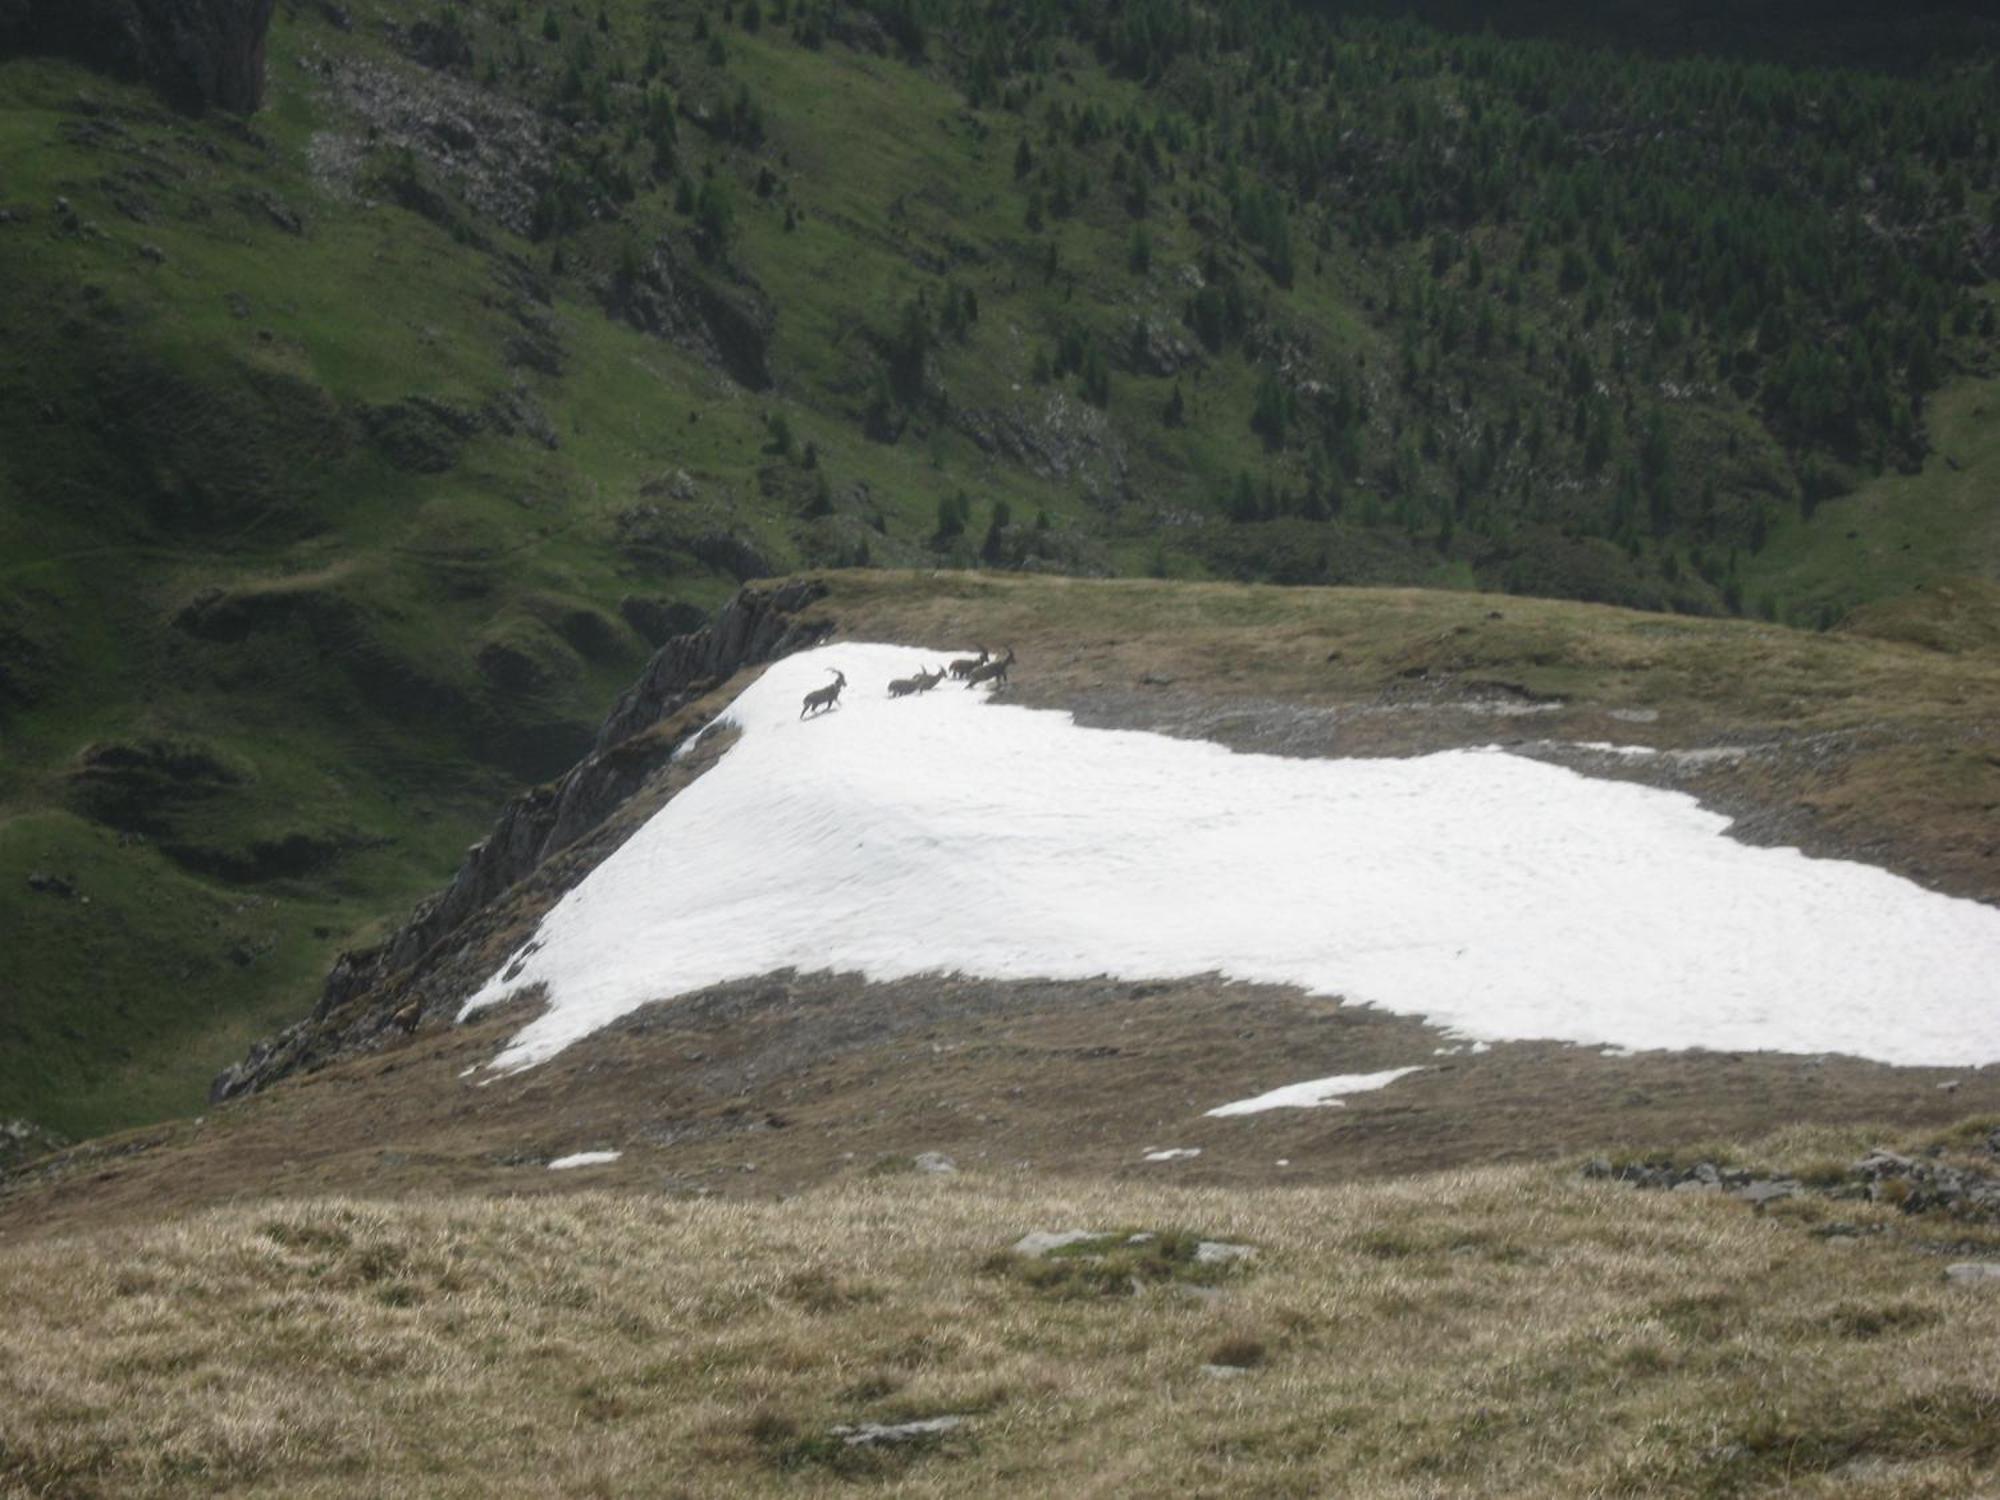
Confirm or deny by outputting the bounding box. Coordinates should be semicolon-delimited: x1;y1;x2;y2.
602;240;775;391
0;1119;67;1175
0;0;277;114
1586;1130;2000;1220
211;579;833;1103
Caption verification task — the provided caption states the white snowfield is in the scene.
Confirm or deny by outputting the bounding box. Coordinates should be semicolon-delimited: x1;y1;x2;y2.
1206;1067;1429;1117
462;643;2000;1075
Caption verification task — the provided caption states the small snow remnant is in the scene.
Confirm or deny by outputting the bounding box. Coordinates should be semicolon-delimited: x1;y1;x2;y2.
547;1150;621;1170
463;644;2000;1074
1143;1147;1202;1163
831;1416;969;1447
1206;1066;1426;1117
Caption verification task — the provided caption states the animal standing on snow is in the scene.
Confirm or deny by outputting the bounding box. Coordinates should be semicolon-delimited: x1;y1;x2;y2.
947;647;989;680
887;666;926;698
964;646;1015;689
800;669;848;718
913;664;946;693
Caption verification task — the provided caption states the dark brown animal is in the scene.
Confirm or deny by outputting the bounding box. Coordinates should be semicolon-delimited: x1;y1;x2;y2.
946;647;988;680
887;667;925;698
800;669;847;717
964;646;1015;688
913;665;946;693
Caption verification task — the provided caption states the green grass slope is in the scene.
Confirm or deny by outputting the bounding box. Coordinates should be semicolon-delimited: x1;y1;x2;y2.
1;0;1996;1135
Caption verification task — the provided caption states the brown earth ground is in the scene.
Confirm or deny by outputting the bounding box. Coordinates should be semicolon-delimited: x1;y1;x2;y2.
7;959;1997;1243
4;571;1998;1238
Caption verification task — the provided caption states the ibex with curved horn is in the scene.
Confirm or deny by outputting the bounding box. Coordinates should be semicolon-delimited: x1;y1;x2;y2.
913;664;947;693
964;646;1015;688
800;669;847;718
946;647;988;680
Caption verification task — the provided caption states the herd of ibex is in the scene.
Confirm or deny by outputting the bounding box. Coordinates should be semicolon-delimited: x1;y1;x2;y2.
798;647;1016;718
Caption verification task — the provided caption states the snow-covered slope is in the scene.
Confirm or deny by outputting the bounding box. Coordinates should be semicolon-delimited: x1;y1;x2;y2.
462;644;2000;1073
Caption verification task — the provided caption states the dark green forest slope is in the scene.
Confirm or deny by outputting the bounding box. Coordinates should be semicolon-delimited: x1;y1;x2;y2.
1;0;1995;1139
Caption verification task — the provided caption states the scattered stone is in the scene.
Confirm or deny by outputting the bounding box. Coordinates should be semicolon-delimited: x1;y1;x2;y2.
1126;1232;1156;1246
1945;1263;2000;1286
913;1151;956;1175
1936;1080;1961;1094
25;871;76;898
1200;1363;1249;1380
138;242;165;264
1010;1229;1101;1258
830;1415;969;1448
1601;1149;2000;1223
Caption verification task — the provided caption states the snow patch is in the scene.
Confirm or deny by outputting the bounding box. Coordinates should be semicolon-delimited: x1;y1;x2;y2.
1142;1148;1202;1162
1206;1066;1427;1117
463;643;2000;1073
547;1150;621;1170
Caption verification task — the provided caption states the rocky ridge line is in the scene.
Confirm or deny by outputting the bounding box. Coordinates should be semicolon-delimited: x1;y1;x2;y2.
210;578;832;1102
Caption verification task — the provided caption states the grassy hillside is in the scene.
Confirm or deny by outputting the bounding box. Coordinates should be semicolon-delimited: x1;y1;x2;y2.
1;0;1996;1137
6;1140;2000;1496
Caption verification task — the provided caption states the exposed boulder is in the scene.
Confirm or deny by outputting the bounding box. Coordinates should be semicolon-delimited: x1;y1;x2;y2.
0;0;278;114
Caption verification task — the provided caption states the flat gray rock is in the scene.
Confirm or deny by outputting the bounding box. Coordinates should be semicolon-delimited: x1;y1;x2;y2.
913;1151;957;1175
1945;1263;2000;1285
1011;1229;1103;1257
1194;1240;1256;1265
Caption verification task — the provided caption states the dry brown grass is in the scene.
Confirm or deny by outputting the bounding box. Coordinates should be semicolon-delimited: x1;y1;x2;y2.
4;1166;1998;1498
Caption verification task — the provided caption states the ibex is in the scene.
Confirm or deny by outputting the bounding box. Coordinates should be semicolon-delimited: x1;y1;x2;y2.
964;646;1015;688
946;647;988;680
913;664;946;693
799;669;847;717
887;666;925;698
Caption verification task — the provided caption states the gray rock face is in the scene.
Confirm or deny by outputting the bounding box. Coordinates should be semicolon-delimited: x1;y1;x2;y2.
0;0;277;114
1945;1263;2000;1285
912;1152;957;1175
211;579;832;1103
601;239;775;391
